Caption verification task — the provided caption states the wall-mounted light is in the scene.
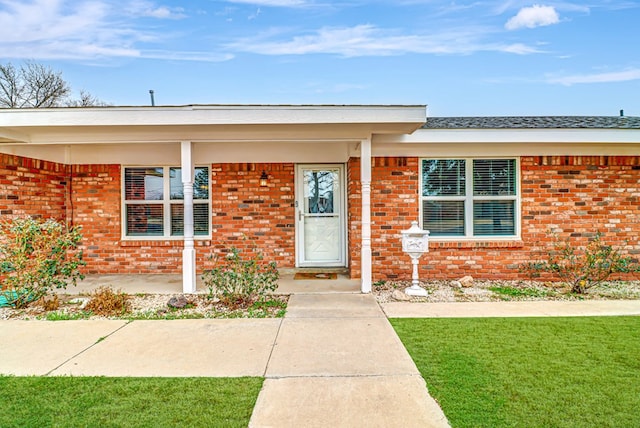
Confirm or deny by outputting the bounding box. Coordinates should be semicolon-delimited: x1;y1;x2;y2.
260;171;269;187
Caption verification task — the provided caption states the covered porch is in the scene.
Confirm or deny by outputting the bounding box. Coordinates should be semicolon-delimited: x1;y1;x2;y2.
0;104;427;293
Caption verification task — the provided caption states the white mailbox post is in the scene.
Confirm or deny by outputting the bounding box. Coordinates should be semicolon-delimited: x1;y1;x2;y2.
401;221;430;297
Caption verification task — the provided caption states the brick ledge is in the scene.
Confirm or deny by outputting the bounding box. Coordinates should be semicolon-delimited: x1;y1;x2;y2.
430;240;525;249
120;240;211;247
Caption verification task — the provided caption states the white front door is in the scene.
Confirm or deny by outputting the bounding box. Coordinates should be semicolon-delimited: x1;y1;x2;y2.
296;164;346;267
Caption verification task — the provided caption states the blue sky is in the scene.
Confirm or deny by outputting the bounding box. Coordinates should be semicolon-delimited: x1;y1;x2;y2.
1;0;639;116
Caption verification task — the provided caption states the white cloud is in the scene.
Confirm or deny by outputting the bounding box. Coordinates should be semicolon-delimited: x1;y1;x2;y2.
248;7;262;20
143;6;185;19
226;24;542;57
126;1;186;19
0;0;227;62
501;43;544;55
223;0;308;6
505;5;560;30
548;69;640;85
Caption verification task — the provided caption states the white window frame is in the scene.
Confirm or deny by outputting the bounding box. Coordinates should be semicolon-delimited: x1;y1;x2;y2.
419;157;521;240
121;165;211;240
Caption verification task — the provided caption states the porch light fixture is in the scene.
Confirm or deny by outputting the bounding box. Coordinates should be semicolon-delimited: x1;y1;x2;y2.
260;171;269;187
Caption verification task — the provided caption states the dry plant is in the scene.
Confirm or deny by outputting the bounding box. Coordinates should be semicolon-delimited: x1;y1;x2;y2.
85;286;131;316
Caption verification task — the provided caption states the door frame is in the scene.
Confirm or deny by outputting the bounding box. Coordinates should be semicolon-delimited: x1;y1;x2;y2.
295;163;348;268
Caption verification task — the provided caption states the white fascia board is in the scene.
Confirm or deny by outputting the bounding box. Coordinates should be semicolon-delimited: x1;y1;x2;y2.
375;128;640;144
372;142;640;157
0;105;426;128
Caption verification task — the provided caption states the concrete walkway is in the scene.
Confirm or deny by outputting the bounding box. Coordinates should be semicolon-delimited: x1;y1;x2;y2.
0;293;449;427
3;291;640;427
382;299;640;318
249;294;449;427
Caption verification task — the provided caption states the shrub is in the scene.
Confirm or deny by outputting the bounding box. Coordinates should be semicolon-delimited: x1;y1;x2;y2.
202;246;279;308
0;217;85;308
85;286;131;316
520;232;640;294
40;295;60;311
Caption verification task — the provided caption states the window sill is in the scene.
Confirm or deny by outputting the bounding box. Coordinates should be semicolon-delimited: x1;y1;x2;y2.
429;239;525;249
120;239;212;248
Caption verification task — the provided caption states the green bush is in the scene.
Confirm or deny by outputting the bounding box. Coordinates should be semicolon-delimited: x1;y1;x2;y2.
520;232;640;294
0;217;85;308
202;246;279;307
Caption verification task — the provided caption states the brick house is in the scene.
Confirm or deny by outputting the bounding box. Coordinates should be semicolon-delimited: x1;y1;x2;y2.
1;106;639;293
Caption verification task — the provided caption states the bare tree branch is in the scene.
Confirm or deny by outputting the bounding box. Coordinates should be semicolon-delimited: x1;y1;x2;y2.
0;61;108;108
20;61;71;107
0;63;22;108
65;89;111;107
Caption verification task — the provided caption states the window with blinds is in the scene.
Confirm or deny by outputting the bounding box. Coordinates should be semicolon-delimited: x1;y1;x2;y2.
123;166;210;238
421;158;518;238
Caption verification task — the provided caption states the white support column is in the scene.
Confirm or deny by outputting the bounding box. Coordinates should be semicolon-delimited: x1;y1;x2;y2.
360;137;372;293
181;141;196;293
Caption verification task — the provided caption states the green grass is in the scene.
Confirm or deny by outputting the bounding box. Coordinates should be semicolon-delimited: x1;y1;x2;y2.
0;377;262;428
488;285;551;299
391;317;640;428
41;311;93;321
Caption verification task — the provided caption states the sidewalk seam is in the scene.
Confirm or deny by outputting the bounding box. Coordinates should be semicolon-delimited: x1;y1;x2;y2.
45;320;132;376
261;317;284;377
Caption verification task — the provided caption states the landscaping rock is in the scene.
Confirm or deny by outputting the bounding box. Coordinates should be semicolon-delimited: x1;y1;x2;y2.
167;295;188;309
68;297;90;309
450;280;462;289
391;289;413;301
458;276;474;288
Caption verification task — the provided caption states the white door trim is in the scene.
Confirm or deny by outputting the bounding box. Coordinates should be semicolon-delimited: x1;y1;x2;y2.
295;164;347;267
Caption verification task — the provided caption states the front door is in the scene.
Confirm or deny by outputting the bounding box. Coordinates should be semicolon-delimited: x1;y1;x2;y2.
296;164;346;267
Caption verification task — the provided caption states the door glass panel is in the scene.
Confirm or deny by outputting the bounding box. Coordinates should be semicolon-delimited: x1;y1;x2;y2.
304;170;338;214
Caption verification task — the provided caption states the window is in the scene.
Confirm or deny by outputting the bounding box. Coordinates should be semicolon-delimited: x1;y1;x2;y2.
420;158;518;238
123;166;210;238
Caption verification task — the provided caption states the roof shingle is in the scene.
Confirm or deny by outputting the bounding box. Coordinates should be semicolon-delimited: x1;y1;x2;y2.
423;116;640;129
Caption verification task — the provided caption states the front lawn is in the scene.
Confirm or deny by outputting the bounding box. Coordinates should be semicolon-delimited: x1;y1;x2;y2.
0;377;262;428
391;316;640;428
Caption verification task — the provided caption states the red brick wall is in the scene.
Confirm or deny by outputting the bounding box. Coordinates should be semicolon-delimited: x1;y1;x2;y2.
348;157;421;280
71;162;297;274
0;154;68;221
347;157;361;278
518;155;640;273
3;153;639;280
348;155;640;281
209;163;296;268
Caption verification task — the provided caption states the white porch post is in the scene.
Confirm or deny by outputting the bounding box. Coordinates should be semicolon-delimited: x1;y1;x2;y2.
181;141;196;293
360;137;372;293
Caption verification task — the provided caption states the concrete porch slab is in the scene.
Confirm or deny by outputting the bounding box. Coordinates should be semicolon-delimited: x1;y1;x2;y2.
266;317;419;377
51;319;281;377
65;273;361;296
64;274;199;295
0;320;127;376
274;275;361;295
286;293;385;318
249;376;450;428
